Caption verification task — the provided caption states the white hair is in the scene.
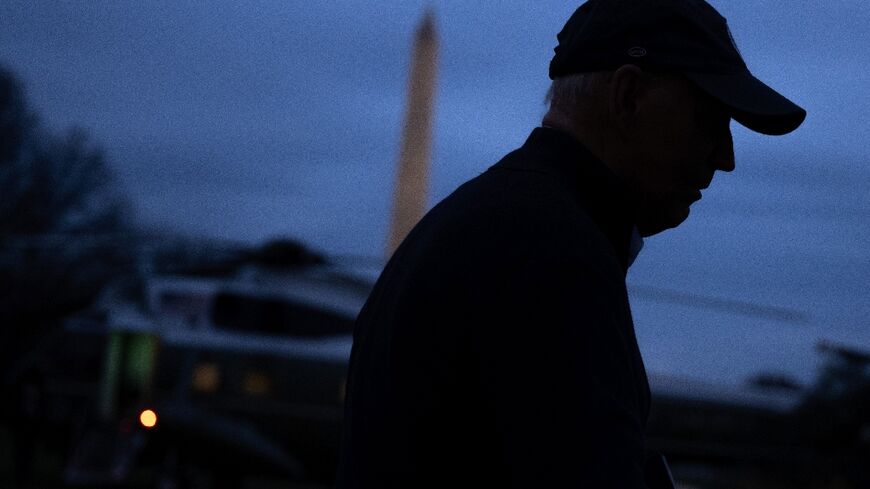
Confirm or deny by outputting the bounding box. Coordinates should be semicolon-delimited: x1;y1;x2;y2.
544;72;611;114
543;70;666;125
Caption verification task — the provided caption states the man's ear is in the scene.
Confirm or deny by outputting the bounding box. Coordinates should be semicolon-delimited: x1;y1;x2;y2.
609;64;644;132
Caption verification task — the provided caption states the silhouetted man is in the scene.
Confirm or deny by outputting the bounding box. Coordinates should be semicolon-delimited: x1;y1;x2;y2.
337;1;805;487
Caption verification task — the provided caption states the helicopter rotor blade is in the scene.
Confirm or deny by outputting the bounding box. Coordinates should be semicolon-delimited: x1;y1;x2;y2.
628;284;811;324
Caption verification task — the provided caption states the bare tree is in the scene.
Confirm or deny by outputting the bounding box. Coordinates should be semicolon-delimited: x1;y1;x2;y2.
0;66;134;378
0;66;33;168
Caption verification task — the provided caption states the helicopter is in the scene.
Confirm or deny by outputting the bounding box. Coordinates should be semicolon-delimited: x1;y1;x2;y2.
43;238;866;489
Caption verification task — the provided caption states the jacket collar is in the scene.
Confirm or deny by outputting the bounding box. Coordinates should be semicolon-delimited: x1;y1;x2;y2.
497;126;640;273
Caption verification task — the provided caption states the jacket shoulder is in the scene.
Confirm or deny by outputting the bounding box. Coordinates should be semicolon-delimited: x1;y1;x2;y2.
405;153;620;277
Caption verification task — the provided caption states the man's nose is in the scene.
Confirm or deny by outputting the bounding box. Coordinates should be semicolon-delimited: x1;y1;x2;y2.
712;125;735;172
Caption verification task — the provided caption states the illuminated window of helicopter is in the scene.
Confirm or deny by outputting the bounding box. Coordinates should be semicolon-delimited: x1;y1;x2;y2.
191;362;220;393
243;371;272;396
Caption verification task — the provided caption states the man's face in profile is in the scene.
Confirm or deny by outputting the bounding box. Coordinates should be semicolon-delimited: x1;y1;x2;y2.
628;76;735;237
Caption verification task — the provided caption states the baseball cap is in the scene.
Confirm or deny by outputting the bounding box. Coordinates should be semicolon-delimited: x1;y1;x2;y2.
549;0;806;135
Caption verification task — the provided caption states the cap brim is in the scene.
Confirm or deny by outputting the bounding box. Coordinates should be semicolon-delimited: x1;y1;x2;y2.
684;72;807;136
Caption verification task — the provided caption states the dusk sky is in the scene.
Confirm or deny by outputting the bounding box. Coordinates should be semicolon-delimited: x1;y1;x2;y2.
2;0;868;388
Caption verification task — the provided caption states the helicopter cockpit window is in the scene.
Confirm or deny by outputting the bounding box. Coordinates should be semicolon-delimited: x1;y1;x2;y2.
158;292;210;326
210;292;353;337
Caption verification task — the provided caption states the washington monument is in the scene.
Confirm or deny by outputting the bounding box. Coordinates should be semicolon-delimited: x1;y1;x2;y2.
386;10;439;257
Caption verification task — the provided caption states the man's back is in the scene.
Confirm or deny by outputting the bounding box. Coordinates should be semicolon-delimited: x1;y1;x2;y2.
337;0;806;483
336;128;651;488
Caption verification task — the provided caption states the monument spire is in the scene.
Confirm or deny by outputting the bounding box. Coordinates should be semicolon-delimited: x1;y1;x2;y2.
386;9;439;257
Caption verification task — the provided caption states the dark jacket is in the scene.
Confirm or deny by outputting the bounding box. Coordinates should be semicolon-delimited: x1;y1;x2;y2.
337;127;652;488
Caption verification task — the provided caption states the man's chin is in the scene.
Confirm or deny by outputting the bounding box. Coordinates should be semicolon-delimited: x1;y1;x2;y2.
637;205;691;237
